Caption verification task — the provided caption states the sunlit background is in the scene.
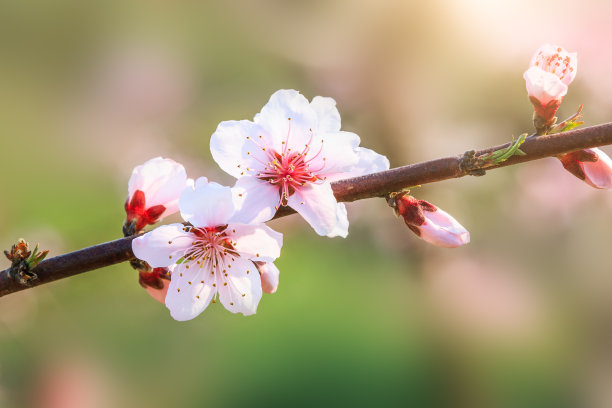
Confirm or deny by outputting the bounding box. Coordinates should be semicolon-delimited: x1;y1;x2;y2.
2;1;612;407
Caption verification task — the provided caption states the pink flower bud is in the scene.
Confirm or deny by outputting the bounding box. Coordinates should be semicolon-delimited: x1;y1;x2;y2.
139;267;171;304
557;148;612;189
125;157;192;231
524;44;577;125
394;193;469;248
255;261;280;294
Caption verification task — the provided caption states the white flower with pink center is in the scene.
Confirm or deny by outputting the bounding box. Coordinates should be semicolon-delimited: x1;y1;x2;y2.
523;44;577;123
132;177;283;321
210;89;389;237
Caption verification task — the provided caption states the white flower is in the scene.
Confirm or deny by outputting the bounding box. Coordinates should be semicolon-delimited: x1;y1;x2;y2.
125;157;193;231
132;177;283;321
210;89;389;238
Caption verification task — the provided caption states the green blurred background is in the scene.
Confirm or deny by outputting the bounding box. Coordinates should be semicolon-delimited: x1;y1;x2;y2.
2;1;612;407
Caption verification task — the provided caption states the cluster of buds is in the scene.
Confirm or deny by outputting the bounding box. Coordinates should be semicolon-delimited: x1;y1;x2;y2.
387;192;470;248
4;239;48;286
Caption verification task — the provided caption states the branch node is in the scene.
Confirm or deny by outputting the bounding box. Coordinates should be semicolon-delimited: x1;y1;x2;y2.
459;150;487;176
4;239;48;287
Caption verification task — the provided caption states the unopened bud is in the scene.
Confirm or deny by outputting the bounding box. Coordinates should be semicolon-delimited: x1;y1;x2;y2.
124;157;192;234
139;267;172;304
391;193;470;248
558;148;612;189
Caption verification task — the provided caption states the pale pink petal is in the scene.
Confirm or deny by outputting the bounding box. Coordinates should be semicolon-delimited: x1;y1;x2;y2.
326;203;349;238
179;178;235;227
132;223;192;267
419;208;470;248
286;182;340;236
308;131;360;177
230;177;280;224
210;120;269;179
127;157;189;217
165;262;216;321
216;256;262;316
326;147;390;182
530;44;577;86
582;148;612;189
254;89;317;153
523;67;568;106
310;95;341;133
230;223;283;262
257;262;280;294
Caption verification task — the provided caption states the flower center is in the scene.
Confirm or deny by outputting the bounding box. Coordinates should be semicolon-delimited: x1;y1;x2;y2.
258;150;322;206
249;118;327;208
170;225;238;269
533;48;574;81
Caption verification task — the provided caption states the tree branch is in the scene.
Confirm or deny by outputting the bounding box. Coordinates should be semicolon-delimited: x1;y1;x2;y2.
3;121;612;297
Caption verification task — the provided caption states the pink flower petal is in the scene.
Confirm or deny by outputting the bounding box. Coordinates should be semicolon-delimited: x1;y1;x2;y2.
326;147;390;182
419;208;470;248
230;177;281;224
231;223;283;262
310;96;341;133
127;157;189;218
165;262;216;321
326;203;349;238
216;256;262;316
210;120;271;179
581;148;612;189
309;131;360;177
179;178;236;227
286;182;340;236
132;223;192;267
254;90;317;154
257;261;280;294
523;67;568;106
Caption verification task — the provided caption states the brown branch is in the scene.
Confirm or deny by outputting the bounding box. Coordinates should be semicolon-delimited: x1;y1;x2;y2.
3;121;612;297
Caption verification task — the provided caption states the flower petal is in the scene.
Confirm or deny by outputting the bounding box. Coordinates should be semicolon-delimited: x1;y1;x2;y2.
420;208;470;248
230;223;283;262
524;67;568;106
326;203;349;238
326;147;390;182
179;178;235;227
210;120;270;179
128;157;189;217
286;182;340;236
230;177;281;224
217;256;262;316
257;261;280;294
308;131;360;177
254;89;317;153
582;148;612;189
310;96;341;133
132;223;193;267
165;261;216;321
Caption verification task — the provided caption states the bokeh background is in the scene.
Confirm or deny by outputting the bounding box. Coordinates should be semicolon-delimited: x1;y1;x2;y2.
2;1;612;407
